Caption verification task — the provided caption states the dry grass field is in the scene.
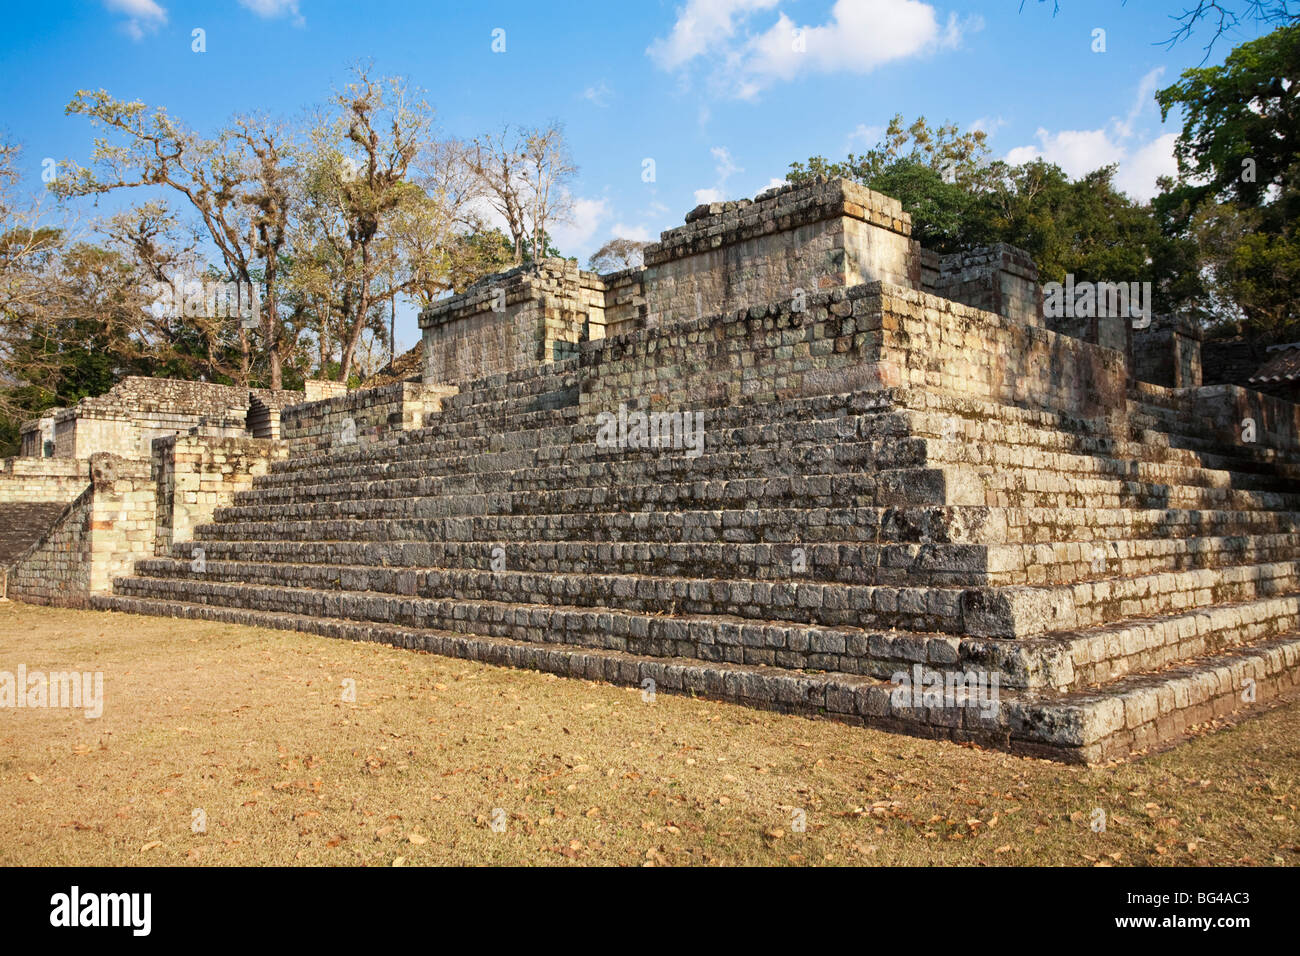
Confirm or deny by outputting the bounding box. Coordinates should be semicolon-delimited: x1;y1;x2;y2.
1;600;1297;866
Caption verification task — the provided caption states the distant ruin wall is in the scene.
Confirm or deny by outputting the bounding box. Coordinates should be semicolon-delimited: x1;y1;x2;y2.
641;179;918;329
152;434;286;555
921;244;1042;328
1132;316;1203;388
19;412;59;457
420;260;605;385
1202;340;1272;388
1193;384;1300;452
280;381;458;455
0;457;87;504
577;280;1127;423
40;377;308;461
7;455;155;607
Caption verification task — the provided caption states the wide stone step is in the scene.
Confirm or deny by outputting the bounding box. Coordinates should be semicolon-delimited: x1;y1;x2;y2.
188;503;1300;556
266;394;904;483
172;528;1300;587
966;561;1300;638
211;469;968;528
909;391;1300;477
172;539;993;585
985;531;1300;585
123;549;1300;641
238;434;932;507
241;423;1296;511
215;463;1300;529
87;592;1300;763
116;565;975;635
972;468;1300;511
112;571;1021;678
129;556;1300;693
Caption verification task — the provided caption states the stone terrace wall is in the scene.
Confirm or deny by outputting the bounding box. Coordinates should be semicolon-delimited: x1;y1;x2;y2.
578;280;1127;423
420;260;606;385
1132;315;1203;388
641;178;919;329
19;412;59;457
152;434;287;555
877;284;1127;419
1191;383;1300;452
0;457;87;504
6;455;155;607
601;268;648;339
1202;339;1273;388
45;376;305;460
280;381;459;456
923;244;1042;328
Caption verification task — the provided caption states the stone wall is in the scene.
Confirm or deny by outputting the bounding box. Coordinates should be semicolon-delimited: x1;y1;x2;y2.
0;456;87;504
1202;339;1273;388
0;459;91;578
152;434;287;555
1191;383;1300;451
50;377;251;459
1044;310;1133;359
1132;315;1204;388
601;268;648;339
578;280;1127;424
641;178;919;329
19;412;59;457
40;376;308;460
6;455;155;607
420;260;606;385
279;381;459;455
922;244;1042;328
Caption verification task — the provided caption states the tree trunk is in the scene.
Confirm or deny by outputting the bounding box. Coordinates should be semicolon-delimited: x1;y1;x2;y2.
339;247;371;385
237;326;250;387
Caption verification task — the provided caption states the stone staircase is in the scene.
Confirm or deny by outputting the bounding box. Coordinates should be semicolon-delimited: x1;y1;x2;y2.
92;283;1300;762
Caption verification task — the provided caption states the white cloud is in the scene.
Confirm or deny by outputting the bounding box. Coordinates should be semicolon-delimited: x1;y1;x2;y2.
693;146;744;204
845;123;885;153
1117;68;1165;139
1006;128;1123;179
1003;69;1177;201
649;0;968;99
970;115;1007;137
610;222;653;242
647;0;779;71
104;0;166;40
238;0;305;24
710;146;741;184
582;81;613;107
551;196;610;256
1117;133;1179;198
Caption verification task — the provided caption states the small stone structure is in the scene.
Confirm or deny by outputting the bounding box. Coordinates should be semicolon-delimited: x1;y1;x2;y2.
420;180;1047;386
5;176;1300;763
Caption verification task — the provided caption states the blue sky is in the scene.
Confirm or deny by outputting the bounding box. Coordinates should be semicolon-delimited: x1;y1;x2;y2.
0;0;1276;350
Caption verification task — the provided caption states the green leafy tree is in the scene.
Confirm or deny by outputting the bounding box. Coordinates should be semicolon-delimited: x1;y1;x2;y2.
1157;24;1300;337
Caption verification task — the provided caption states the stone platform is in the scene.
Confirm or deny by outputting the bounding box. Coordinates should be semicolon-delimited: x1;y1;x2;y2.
91;272;1300;762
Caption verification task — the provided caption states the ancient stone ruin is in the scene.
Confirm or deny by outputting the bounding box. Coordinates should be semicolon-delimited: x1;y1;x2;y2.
3;176;1299;763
